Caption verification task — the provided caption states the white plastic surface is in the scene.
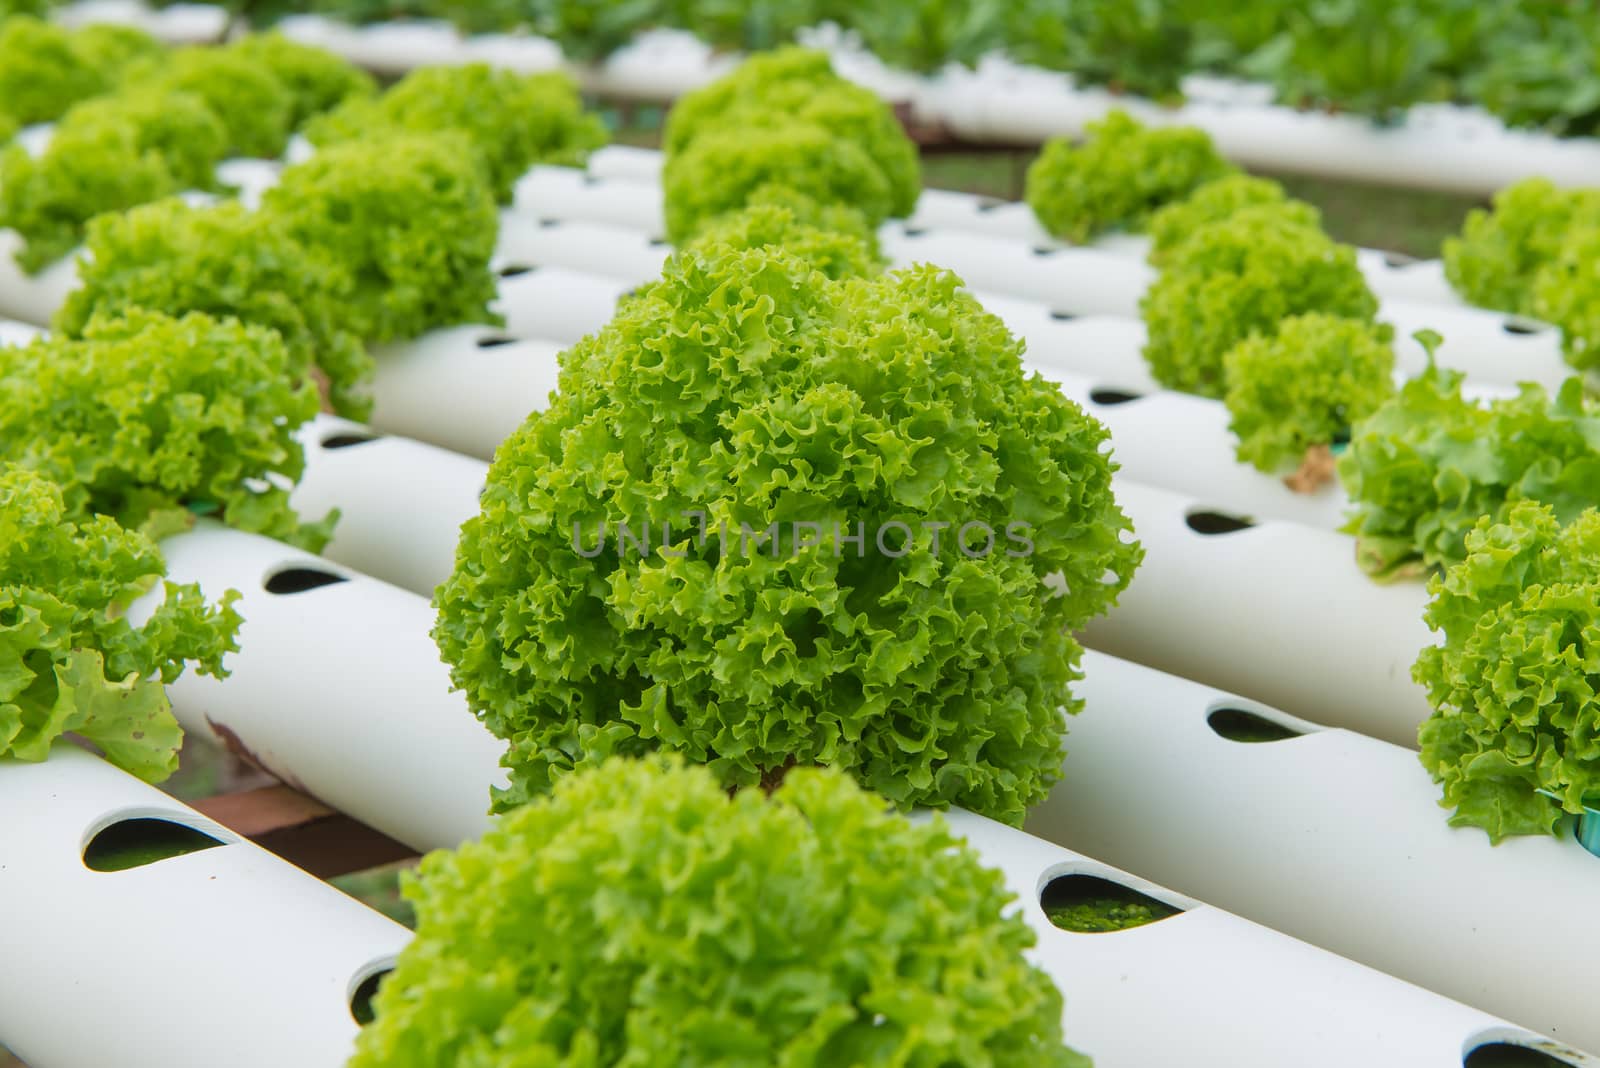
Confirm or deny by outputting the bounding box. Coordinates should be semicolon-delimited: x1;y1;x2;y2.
0;745;410;1068
292;413;486;596
368;324;563;459
492;264;632;342
0;318;41;347
930;58;1600;196
1078;479;1434;746
1030;650;1600;1055
947;808;1593;1067
132;523;508;853
495;214;671;282
0;232;78;326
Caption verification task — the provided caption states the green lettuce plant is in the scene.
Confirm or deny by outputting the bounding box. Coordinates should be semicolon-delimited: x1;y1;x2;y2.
1025;111;1235;244
0;89;228;273
305;64;605;204
123;45;294;158
434;243;1140;825
0;464;240;783
683;185;886;278
1223;313;1395;475
1140;208;1377;397
1338;338;1600;580
1006;0;1194;102
1531;227;1600;373
0;309;333;550
56;197;375;420
347;756;1090;1068
227;32;376;129
261;135;502;342
1145;173;1321;264
0;17;138;126
1442;178;1600;316
662;48;919;238
64;22;164;75
1416;501;1600;841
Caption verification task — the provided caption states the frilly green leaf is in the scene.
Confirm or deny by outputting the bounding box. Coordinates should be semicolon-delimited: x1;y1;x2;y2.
348;756;1088;1067
434;242;1140;826
1146;173;1321;265
0;465;240;782
1025;111;1235;245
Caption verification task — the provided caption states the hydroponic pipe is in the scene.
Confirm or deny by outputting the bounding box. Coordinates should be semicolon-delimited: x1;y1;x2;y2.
929;58;1600;197
943;809;1594;1068
1031;649;1600;1055
0;744;409;1068
510;163;1465;309
130;523;508;854
1078;478;1434;747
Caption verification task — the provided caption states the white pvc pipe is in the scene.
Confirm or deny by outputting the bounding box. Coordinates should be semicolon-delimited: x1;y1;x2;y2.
491;264;632;342
291;413;484;596
579;28;735;101
53;0;227;41
0;318;41;346
0;232;78;326
496;214;671;283
945;808;1591;1068
930;58;1600;197
131;523;507;853
1078;479;1433;746
0;744;410;1068
1031;649;1600;1055
585;145;667;184
367;323;562;459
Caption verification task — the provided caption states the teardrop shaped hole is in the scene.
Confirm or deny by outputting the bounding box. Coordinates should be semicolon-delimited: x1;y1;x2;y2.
264;566;349;595
1041;873;1184;933
476;335;517;349
1184;510;1255;535
350;964;393;1026
1088;387;1142;405
1502;317;1551;336
1208;706;1304;743
497;263;536;279
320;430;379;449
84;817;226;872
1381;251;1418;268
1465;1042;1585;1068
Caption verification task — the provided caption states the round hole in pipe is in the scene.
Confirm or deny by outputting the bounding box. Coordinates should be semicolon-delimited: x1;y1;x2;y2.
538;217;562;228
1208;706;1304;743
1502;316;1551;336
648;236;671;248
974;196;1005;213
350;964;395;1026
84;817;226;872
476;335;517;349
1088;386;1142;406
1032;245;1063;257
1049;309;1076;321
1184;509;1255;535
497;263;536;279
1381;250;1418;268
263;565;349;595
1465;1043;1584;1068
1040;873;1183;933
320;429;380;450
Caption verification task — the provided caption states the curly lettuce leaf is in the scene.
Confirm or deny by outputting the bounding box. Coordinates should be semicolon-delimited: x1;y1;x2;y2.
1416;502;1600;841
684;185;886;279
1006;0;1194;102
1532;226;1600;373
1339;340;1600;579
1141;207;1377;397
262;134;502;342
0;465;239;782
306;63;604;204
1223;313;1395;474
0;89;228;274
1146;173;1321;265
349;756;1087;1067
0;18;122;126
227;32;376;130
121;46;294;158
58;197;374;419
1027;111;1235;245
1442;178;1600;317
434;243;1140;826
0;309;333;550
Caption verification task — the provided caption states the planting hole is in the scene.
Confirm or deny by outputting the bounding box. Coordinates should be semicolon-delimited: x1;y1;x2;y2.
1041;874;1183;933
538;217;562;228
1032;245;1063;257
1049;310;1076;321
901;226;928;238
320;429;379;450
581;172;602;186
476;335;517;349
1465;1043;1583;1068
1208;707;1304;743
1502;317;1551;336
350;966;393;1026
1088;387;1143;406
974;196;1005;213
264;565;348;595
84;817;225;872
497;263;536;279
648;236;671;248
1381;251;1418;268
1185;510;1255;535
